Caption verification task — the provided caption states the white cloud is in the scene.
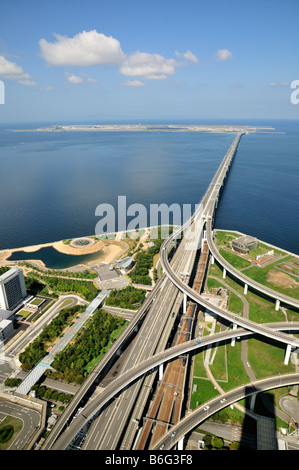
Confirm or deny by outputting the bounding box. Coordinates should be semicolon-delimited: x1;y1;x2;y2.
122;80;146;87
175;50;199;64
39;29;201;85
18;79;37;87
120;51;178;79
215;49;233;62
40;30;125;66
65;72;84;84
0;55;31;79
269;81;290;87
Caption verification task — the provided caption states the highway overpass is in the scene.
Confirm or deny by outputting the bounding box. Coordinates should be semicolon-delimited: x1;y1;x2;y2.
42;132;299;450
152;372;299;450
49;322;299;449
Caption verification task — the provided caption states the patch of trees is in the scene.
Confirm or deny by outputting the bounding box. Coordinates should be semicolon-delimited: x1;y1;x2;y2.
30;384;72;403
129;229;169;285
19;305;85;370
0;266;10;276
0;425;14;443
48;310;127;384
202;433;243;450
25;276;53;297
20;262;97;279
4;378;21;387
26;272;99;300
105;285;146;310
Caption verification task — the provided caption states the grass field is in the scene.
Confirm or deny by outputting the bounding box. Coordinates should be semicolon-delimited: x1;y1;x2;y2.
0;415;23;450
29;298;44;306
219;248;251;269
244;256;299;300
190;257;298;427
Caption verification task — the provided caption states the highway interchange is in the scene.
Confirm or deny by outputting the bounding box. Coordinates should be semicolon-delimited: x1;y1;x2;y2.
0;132;297;450
40;132;299;450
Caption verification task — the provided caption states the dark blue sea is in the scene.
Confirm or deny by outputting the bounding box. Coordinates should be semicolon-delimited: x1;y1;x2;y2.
0;118;298;268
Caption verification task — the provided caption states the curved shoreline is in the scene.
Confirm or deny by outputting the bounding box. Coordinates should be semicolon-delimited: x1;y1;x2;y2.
0;237;127;269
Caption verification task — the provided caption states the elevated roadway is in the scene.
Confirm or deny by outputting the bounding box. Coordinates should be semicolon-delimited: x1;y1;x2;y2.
81;228;199;450
205;220;299;310
152;372;299;450
41;276;164;449
49;322;299;450
43;224;199;450
44;131;299;450
159;133;299;352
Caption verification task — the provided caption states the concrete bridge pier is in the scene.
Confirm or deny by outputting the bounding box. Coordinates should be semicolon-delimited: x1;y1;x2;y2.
231;323;238;347
223;268;226;279
159;364;164;381
211;255;215;265
244;283;248;295
284;344;292;365
183;293;187;313
178;436;184;450
275;299;280;311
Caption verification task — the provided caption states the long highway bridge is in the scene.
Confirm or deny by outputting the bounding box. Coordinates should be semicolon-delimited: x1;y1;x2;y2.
41;132;299;450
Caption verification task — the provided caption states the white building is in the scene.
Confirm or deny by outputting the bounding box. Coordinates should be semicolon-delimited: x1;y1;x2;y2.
0;308;14;341
115;256;134;274
0;267;27;311
0;318;14;341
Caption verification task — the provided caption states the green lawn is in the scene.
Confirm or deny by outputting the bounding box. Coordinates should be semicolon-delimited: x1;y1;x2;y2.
206;277;244;314
244;257;299;300
190;257;297;429
209;264;287;323
210;340;251;392
219;248;252;269
30;298;44;306
0;416;23;450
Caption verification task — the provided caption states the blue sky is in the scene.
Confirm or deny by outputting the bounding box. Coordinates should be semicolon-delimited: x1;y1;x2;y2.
0;0;298;123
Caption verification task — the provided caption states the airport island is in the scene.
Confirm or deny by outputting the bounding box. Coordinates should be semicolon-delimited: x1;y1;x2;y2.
15;123;274;133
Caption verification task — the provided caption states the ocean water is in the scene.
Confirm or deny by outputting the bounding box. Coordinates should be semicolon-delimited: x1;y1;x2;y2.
0;119;298;265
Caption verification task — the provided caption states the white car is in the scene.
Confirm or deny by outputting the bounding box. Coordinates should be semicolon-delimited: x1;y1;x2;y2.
204;405;210;411
220;398;226;403
171;431;177;437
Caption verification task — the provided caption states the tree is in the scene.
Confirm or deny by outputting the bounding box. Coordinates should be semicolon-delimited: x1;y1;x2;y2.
211;436;224;449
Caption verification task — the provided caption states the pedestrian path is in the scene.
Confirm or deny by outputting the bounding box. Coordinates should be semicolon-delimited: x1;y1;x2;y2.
15;292;109;395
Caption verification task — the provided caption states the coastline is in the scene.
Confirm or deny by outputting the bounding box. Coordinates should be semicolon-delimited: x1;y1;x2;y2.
0;237;127;269
12;124;271;133
1;227;297;272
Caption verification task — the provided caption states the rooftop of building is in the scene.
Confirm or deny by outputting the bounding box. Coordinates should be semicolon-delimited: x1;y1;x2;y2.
233;235;258;245
0;266;22;283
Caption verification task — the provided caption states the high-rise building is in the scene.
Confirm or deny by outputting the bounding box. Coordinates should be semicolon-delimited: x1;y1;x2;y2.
0;267;27;311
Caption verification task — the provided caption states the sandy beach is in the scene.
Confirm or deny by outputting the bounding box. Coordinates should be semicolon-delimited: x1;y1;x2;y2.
0;237;127;268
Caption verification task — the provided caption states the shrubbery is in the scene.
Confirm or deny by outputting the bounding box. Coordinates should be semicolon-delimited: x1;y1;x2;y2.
19;305;85;370
105;286;146;310
0;425;14;443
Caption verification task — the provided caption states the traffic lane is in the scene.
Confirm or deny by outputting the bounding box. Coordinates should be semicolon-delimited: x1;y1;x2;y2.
152;373;299;450
0;399;41;450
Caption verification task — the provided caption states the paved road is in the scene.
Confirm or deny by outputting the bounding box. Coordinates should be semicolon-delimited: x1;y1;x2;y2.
0;398;41;450
81;235;194;450
4;295;85;362
48;322;299;450
152;373;299;450
45;132;299;450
